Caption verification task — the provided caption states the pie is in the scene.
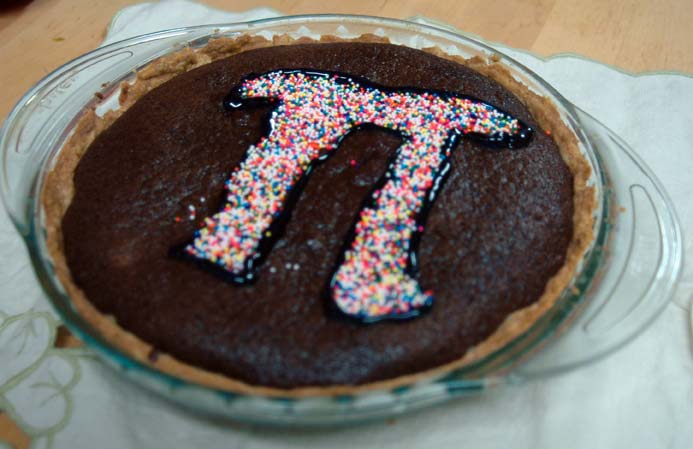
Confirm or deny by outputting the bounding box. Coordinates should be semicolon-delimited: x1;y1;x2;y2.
43;34;594;396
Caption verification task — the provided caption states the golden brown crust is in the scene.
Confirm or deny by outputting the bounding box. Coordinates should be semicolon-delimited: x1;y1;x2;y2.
43;34;594;398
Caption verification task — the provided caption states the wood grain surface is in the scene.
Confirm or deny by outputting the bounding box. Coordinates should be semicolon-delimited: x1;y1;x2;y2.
1;0;692;125
0;0;691;447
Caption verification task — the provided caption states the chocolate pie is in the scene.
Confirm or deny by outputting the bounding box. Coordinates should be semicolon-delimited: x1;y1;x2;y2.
43;34;594;396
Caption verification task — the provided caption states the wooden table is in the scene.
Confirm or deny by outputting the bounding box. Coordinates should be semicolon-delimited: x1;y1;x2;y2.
0;0;691;447
1;0;692;125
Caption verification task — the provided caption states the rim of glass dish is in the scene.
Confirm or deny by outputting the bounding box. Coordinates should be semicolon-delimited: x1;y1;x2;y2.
5;14;607;403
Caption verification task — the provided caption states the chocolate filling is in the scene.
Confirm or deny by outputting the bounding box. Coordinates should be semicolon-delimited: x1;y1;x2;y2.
62;43;574;388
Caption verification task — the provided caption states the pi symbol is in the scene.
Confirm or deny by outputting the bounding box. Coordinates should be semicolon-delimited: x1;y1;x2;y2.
182;69;532;322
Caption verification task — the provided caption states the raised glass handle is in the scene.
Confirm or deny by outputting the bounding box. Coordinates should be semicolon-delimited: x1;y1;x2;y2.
509;107;683;381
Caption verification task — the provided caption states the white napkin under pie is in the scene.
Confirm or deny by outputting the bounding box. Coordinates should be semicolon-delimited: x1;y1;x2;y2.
1;1;692;448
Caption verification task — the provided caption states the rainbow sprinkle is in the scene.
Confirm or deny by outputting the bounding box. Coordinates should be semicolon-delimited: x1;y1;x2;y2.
184;70;532;322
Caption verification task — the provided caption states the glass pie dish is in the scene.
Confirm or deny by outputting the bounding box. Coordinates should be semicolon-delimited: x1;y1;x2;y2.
0;15;683;425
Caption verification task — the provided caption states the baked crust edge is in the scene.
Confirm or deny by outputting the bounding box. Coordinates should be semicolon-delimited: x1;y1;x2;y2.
42;33;595;398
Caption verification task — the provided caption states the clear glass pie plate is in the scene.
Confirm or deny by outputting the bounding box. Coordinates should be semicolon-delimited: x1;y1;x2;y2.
0;15;683;426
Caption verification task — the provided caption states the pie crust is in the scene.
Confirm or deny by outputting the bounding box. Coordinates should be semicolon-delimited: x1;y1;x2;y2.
43;33;594;397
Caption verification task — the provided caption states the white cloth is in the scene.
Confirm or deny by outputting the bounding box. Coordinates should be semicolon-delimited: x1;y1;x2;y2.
1;1;692;448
